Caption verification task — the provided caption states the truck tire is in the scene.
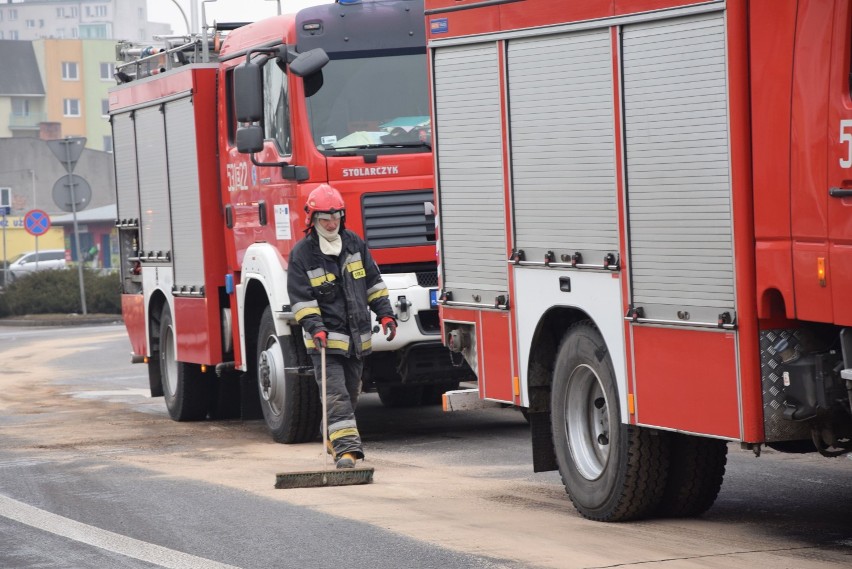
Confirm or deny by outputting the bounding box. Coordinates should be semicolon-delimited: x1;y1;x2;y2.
159;305;209;421
256;307;320;443
551;322;668;521
655;433;727;518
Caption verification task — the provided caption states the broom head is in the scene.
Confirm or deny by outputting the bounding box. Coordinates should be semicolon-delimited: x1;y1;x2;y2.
275;466;374;489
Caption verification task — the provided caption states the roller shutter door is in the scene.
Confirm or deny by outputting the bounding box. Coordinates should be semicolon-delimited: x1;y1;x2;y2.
112;112;140;224
508;29;617;262
135;105;173;257
623;13;734;324
165;97;204;291
433;43;508;305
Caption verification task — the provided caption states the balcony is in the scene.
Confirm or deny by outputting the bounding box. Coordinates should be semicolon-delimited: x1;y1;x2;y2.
8;113;47;130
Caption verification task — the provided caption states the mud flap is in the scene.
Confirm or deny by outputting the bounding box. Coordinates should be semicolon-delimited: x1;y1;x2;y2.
530;411;558;472
239;371;263;420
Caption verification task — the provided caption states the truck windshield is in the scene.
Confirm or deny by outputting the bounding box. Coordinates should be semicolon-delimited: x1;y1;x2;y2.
306;51;430;155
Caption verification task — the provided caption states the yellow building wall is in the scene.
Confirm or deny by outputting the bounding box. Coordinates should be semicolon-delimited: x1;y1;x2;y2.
0;223;65;263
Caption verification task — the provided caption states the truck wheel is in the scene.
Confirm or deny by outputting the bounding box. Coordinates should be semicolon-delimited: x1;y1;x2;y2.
551;322;668;521
377;384;423;407
256;307;320;443
655;433;727;517
159;305;209;421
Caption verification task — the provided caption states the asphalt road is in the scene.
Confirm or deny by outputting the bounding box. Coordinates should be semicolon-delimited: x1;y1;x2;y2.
1;323;851;568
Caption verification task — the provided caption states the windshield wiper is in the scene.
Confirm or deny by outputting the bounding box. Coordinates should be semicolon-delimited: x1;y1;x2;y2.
329;142;431;151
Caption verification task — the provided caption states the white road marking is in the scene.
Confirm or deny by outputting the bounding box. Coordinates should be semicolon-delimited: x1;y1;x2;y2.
67;388;152;399
0;494;242;569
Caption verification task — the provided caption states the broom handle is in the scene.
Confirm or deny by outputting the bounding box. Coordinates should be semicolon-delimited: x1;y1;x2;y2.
321;345;329;468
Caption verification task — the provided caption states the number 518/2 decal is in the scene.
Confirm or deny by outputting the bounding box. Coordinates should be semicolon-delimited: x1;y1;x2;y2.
840;120;852;168
226;162;249;192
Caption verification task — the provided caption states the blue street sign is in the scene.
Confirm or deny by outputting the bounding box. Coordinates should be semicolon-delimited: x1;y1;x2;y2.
23;209;51;237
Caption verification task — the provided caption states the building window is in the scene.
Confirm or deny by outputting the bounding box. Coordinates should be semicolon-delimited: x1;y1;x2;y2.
39;19;44;28
11;99;29;116
0;32;4;40
71;27;78;38
9;9;17;21
9;30;18;40
25;19;35;28
103;136;113;153
0;11;4;22
62;61;79;80
138;7;145;19
81;24;106;39
63;99;81;117
95;6;107;17
70;7;78;17
100;62;114;81
56;7;64;17
0;187;11;213
101;99;109;117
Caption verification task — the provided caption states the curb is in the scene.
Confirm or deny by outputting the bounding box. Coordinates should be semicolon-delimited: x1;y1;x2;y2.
0;316;123;327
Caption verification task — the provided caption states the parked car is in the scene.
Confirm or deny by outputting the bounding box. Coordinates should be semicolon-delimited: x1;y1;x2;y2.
6;249;68;282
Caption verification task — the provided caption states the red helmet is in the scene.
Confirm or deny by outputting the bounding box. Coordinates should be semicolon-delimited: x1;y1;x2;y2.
304;184;345;227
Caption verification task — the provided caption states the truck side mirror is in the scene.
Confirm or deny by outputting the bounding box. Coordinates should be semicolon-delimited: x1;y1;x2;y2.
236;125;264;154
234;61;263;123
288;48;329;78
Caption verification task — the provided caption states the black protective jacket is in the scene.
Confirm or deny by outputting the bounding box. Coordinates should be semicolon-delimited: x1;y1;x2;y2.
288;229;395;358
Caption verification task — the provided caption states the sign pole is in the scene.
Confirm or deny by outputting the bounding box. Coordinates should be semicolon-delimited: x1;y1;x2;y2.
1;211;6;287
64;139;87;315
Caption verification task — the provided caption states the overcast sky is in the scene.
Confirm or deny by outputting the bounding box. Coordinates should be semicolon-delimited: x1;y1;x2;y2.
146;0;330;35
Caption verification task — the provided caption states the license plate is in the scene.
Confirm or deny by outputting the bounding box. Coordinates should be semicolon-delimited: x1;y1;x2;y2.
429;289;438;307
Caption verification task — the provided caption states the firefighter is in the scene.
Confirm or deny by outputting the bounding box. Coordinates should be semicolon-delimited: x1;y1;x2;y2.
288;184;397;469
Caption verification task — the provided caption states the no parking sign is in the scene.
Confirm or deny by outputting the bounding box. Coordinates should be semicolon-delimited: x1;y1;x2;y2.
23;209;51;237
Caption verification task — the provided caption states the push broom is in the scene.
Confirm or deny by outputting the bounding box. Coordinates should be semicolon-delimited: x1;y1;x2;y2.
275;346;375;489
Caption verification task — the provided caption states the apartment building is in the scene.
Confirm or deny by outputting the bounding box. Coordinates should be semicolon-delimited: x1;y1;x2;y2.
0;0;170;42
0;0;172;152
1;38;115;151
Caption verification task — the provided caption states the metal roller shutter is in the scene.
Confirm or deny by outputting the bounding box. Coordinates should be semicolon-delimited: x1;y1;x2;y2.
164;97;204;291
112;112;140;223
134;105;173;257
508;29;617;262
434;43;508;305
623;13;734;325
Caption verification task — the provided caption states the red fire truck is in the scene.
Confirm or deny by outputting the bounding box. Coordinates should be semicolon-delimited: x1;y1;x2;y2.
427;0;852;521
109;0;469;443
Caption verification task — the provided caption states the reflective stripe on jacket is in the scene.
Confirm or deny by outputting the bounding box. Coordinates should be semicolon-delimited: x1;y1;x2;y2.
287;229;394;358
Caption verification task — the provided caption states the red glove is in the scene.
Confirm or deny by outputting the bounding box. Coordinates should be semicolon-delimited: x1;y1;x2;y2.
380;317;397;342
312;330;327;350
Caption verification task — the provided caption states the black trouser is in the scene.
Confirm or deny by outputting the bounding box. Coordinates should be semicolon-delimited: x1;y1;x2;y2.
311;352;364;459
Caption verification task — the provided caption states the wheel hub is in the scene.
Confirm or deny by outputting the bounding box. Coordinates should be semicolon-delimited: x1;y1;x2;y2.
565;364;610;481
258;341;286;415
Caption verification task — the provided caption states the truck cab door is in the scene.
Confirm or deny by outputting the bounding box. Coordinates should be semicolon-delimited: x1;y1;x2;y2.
790;1;834;323
226;55;301;265
827;1;852;326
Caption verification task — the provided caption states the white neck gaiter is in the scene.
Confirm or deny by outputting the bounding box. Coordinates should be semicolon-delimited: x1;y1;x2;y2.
314;223;342;256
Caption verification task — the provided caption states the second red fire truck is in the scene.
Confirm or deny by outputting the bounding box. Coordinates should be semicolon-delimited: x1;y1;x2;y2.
427;0;852;521
109;0;470;443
